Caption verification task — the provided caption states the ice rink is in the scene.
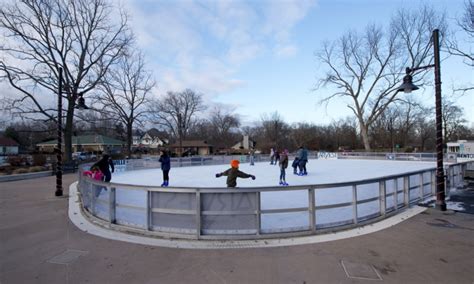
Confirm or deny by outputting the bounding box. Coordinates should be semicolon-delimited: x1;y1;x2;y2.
85;159;438;233
112;158;436;188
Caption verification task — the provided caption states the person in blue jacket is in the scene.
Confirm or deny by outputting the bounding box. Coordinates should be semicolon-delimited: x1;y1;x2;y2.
159;150;171;187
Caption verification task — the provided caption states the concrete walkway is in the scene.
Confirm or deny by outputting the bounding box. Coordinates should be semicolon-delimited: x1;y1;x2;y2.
1;174;473;283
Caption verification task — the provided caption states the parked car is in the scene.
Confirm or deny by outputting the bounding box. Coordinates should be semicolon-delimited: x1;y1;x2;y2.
72;152;97;161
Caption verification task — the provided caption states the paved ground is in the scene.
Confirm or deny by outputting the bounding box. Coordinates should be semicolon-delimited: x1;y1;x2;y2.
1;174;474;284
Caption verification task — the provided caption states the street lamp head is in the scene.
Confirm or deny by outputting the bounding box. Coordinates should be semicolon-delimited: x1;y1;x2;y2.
396;73;419;93
75;94;89;110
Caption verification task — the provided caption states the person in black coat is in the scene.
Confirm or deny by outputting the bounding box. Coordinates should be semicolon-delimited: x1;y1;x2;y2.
91;154;114;182
159;150;171;187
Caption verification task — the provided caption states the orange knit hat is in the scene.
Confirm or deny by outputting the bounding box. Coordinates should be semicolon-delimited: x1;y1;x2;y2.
230;159;240;168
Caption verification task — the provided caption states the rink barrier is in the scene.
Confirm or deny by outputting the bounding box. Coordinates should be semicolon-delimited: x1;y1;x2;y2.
77;158;472;240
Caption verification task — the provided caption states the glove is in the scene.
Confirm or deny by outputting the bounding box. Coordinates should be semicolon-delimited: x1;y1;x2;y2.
251;175;256;180
215;173;221;178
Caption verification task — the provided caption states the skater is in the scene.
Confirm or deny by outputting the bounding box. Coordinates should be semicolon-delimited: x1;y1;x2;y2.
90;154;114;197
83;166;104;181
274;149;280;165
91;154;114;182
159;150;171;187
279;149;289;186
269;148;275;165
215;159;256;188
292;156;300;174
249;148;255;166
296;146;308;175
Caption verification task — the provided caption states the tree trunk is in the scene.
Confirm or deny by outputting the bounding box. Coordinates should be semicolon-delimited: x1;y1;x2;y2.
359;121;371;151
126;122;133;158
64;99;75;163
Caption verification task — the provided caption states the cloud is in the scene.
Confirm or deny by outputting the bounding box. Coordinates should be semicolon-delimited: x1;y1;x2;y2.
125;0;316;98
274;44;298;58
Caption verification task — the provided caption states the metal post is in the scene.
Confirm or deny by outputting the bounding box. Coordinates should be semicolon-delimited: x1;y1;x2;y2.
431;170;436;196
109;187;116;224
256;191;261;235
195;191;201;239
420;173;424;200
352;185;358;224
394;178;399;212
379;181;386;216
55;67;63;197
147;191;152;230
433;29;447;211
309;188;316;232
404;176;410;207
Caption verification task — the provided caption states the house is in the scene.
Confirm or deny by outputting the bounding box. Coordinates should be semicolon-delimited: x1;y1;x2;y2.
168;140;213;156
0;136;19;155
231;135;256;150
133;128;169;150
37;135;125;154
447;140;474;161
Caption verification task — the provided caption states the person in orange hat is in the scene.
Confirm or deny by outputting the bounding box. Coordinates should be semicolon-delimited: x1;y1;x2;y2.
215;159;256;188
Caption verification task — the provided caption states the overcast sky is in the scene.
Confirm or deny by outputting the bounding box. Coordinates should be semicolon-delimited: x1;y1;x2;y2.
124;0;473;126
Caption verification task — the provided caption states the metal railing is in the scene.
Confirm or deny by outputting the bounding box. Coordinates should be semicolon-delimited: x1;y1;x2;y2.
76;157;472;240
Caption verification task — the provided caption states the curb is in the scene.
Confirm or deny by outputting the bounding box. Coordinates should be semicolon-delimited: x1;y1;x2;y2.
0;171;52;182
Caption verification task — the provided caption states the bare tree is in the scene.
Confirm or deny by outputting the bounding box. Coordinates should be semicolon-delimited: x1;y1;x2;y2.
447;0;473;93
315;5;446;150
208;106;241;149
442;98;467;141
96;50;155;157
260;112;289;151
0;0;132;161
149;89;206;156
414;115;436;151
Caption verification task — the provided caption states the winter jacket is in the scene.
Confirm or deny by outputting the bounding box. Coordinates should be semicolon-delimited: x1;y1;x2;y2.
92;157;114;175
159;154;171;171
292;157;299;168
297;148;308;161
217;167;253;188
279;154;288;169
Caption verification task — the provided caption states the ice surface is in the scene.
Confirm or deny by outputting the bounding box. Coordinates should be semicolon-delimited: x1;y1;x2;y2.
112;159;435;188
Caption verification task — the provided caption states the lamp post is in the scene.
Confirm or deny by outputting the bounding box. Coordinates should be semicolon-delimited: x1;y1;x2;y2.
55;67;89;197
396;29;446;211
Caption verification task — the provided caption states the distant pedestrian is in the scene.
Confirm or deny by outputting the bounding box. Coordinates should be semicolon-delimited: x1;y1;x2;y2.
216;159;256;188
249;148;255;166
159;150;171;187
279;149;289;186
269;148;275;165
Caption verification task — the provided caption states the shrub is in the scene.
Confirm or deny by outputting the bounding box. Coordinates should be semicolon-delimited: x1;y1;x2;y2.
32;154;47;166
12;168;29;174
29;166;45;172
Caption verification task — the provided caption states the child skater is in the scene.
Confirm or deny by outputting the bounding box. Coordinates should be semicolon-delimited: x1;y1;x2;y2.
292;156;300;175
216;159;256;188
